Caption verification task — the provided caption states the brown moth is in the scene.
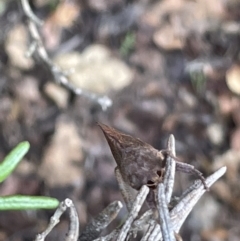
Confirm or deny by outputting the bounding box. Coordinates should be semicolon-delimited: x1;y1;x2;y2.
98;123;208;208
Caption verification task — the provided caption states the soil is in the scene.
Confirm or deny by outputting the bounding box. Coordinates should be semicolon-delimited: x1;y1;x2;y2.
0;0;240;240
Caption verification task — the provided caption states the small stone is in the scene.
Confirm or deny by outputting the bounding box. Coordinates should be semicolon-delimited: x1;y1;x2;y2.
5;24;34;70
226;64;240;95
213;150;240;182
15;77;41;102
206;123;225;146
54;44;133;94
39;117;84;189
44;82;69;109
153;25;184;50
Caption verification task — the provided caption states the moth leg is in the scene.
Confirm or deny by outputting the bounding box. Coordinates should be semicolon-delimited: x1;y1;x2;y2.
34;199;79;241
115;167;136;212
175;161;209;190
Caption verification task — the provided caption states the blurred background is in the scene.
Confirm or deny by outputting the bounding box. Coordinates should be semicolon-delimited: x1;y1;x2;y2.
0;0;240;240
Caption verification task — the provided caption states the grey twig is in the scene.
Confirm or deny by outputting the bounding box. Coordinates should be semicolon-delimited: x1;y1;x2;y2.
33;133;226;241
93;229;120;241
154;135;177;241
131;135;177;239
132;209;153;229
34;199;79;241
117;185;149;241
157;184;176;241
21;0;43;26
147;223;161;241
20;0;112;110
164;134;176;204
79;201;122;241
170;166;227;233
141;166;226;241
140;220;156;241
131;135;226;241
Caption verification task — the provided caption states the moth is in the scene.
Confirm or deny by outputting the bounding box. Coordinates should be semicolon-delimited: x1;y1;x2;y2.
98;123;208;209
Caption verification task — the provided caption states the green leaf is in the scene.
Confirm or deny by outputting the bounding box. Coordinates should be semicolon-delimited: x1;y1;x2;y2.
0;195;59;210
0;142;59;211
0;141;30;182
120;32;135;57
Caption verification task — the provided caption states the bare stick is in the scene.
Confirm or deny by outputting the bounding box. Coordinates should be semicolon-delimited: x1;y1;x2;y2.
21;0;43;25
79;201;122;241
92;229;119;241
132;209;153;228
67;199;80;241
163;134;176;204
131;209;154;238
138;166;227;241
147;223;161;241
34;199;79;241
131;134;176;239
170;166;227;233
117;185;149;241
160;135;208;191
140;220;156;241
157;183;176;241
20;0;112;110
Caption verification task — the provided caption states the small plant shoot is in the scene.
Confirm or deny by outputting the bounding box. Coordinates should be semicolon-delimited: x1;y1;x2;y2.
0;141;59;210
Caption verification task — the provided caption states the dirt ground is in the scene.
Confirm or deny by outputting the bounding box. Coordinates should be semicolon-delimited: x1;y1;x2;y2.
1;0;240;240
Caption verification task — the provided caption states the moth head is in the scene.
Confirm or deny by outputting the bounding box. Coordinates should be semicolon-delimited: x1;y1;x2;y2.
146;169;165;190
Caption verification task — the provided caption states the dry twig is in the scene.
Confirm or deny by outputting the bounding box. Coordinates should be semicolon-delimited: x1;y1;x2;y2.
34;199;79;241
34;135;226;241
20;0;112;110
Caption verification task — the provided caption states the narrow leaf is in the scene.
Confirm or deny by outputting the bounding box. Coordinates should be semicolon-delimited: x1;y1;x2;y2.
0;141;30;182
0;195;59;210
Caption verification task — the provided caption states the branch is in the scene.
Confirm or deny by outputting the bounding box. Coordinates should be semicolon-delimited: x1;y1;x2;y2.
20;0;112;111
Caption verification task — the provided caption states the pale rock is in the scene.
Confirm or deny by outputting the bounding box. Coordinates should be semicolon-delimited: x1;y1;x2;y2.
226;64;240;95
44;82;69;108
39;117;84;189
213;150;240;182
153;25;184;50
206;123;224;146
15;77;41;102
5;24;34;70
145;0;225;50
54;44;133;94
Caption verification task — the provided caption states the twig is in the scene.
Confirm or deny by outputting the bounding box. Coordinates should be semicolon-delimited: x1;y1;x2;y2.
21;0;43;26
34;199;79;241
79;201;122;241
33;133;227;241
117;185;149;241
20;0;112;111
157;184;176;241
163;134;176;204
130;134;176;239
154;135;177;241
93;229;120;241
140;220;156;241
170;166;227;233
131;135;227;241
147;223;161;241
